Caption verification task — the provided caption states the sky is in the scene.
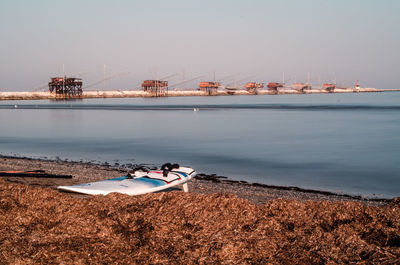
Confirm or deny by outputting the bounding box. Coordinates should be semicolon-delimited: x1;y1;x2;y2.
0;0;399;91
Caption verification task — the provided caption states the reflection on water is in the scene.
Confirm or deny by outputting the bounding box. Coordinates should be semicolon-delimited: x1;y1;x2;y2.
1;93;400;198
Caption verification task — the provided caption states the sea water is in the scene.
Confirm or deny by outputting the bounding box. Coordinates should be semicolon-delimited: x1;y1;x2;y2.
0;93;399;198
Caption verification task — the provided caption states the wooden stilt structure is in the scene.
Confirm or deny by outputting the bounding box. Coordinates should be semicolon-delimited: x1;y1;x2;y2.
48;77;83;98
141;80;168;97
198;81;220;96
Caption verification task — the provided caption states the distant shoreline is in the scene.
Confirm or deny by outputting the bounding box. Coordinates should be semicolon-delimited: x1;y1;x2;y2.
1;87;399;100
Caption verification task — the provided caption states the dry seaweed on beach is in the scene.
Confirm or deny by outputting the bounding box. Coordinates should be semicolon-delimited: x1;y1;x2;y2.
0;178;399;264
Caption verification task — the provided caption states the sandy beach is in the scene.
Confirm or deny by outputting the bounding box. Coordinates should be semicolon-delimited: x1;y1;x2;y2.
0;155;392;205
1;155;399;263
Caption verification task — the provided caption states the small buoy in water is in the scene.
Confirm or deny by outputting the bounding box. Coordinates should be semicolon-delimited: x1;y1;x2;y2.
14;105;18;109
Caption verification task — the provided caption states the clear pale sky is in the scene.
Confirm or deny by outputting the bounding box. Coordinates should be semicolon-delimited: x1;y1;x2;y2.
0;0;399;91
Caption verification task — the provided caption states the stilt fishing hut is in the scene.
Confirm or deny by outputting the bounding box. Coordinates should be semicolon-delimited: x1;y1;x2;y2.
142;80;168;97
267;82;284;93
245;82;264;94
292;83;312;94
48;77;83;98
322;83;336;93
198;81;220;95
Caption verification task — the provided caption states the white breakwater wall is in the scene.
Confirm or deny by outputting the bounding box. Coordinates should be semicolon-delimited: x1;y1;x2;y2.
0;87;397;100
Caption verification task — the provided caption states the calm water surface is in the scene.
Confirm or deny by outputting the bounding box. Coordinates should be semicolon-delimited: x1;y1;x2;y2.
1;93;399;198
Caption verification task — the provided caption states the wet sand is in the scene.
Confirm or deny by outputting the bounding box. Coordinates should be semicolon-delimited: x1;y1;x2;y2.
1;155;399;263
